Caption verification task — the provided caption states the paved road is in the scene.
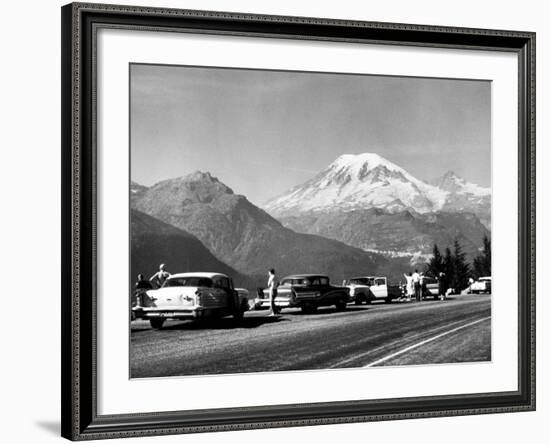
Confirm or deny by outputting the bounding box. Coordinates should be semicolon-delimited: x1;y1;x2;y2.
130;294;491;378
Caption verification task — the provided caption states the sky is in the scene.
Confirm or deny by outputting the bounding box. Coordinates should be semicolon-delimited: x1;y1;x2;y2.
130;63;491;207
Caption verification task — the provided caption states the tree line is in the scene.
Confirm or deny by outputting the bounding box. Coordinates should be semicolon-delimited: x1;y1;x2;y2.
426;235;491;292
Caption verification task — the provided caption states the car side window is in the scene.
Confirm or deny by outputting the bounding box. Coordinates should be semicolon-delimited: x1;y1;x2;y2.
375;278;385;286
217;277;230;289
310;278;321;286
319;277;329;286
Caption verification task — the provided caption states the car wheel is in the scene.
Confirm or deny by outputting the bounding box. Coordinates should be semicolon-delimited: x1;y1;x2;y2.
335;300;347;311
150;318;165;329
385;297;392;304
233;301;247;322
354;293;364;305
301;304;317;314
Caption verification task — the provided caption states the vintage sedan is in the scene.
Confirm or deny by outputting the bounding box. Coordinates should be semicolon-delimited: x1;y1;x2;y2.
254;274;349;313
132;272;249;329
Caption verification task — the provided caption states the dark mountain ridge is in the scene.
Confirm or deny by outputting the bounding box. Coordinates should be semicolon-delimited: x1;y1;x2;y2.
132;172;393;284
131;208;251;288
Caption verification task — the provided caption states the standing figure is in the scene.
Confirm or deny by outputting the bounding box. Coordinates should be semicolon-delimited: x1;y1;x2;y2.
403;272;413;302
412;269;421;301
468;277;475;294
149;263;171;288
134;273;152;308
419;272;425;301
438;272;447;300
267;268;279;316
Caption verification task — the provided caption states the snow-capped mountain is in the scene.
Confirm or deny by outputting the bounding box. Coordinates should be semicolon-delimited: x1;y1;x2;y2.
263;153;448;217
428;171;491;228
263;153;491;222
429;171;489;197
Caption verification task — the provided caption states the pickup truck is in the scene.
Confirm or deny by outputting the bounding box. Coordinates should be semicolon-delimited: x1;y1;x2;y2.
343;276;402;304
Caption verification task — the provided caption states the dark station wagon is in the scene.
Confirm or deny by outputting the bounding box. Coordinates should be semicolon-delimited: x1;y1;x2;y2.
254;274;350;313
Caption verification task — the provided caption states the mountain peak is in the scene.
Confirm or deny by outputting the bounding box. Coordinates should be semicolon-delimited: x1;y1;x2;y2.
264;152;447;216
429;171;490;197
186;170;216;182
168;171;234;194
331;152;404;175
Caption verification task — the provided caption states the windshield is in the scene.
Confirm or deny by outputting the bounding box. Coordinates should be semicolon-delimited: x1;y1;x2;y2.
163;277;213;288
350;278;373;286
281;278;310;286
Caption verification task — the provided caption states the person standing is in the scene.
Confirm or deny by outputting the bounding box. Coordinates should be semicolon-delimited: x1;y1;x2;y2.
403;272;413;302
136;273;153;290
149;263;171;288
468;277;475;294
134;273;152;308
412;269;421;301
438;272;447;300
267;269;279;316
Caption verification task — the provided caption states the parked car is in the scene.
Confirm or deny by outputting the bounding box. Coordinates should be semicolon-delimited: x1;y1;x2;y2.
421;276;440;299
343;276;402;304
132;272;249;329
254;274;349;313
470;276;492;294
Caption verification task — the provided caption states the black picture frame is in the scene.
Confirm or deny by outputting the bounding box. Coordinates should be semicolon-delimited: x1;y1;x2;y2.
61;2;536;440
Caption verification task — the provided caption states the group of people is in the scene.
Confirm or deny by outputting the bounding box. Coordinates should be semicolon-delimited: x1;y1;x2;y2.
133;264;171;308
401;269;448;302
135;263;171;291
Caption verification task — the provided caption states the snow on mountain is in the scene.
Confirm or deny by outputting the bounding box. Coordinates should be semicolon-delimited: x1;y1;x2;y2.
429;171;490;198
264;153;449;216
428;171;491;227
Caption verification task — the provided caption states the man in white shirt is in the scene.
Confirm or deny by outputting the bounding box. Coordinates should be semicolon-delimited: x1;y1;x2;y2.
412;269;421;301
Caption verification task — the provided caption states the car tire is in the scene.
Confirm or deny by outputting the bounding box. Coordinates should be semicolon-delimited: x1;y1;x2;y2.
354;293;364;305
301;304;317;314
233;301;247;322
335;300;347;311
385;297;392;304
150;318;165;329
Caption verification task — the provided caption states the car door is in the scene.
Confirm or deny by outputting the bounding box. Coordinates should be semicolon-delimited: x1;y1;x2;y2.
370;277;388;299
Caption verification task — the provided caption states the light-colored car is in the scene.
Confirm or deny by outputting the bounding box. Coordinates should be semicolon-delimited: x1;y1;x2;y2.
344;276;402;304
470;276;492;294
422;276;440;299
132;272;249;329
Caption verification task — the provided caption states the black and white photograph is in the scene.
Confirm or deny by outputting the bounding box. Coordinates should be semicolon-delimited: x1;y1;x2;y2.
129;63;493;379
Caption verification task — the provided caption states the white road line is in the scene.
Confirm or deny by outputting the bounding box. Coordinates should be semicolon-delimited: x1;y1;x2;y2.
364;316;492;368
